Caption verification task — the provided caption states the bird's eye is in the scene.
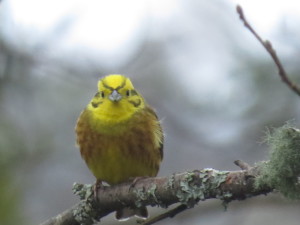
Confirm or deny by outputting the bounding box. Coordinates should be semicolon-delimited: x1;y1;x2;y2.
126;90;130;97
100;91;105;98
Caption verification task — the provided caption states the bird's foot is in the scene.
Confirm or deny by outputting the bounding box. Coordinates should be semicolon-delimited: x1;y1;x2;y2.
93;180;103;201
129;176;149;190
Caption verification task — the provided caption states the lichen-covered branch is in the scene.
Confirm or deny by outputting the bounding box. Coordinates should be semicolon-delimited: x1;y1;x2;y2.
40;125;300;225
40;166;271;225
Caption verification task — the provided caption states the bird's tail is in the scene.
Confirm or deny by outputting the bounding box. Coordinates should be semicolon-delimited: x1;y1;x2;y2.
116;206;148;221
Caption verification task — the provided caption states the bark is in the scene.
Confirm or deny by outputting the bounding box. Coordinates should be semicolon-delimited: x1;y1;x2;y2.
40;164;272;225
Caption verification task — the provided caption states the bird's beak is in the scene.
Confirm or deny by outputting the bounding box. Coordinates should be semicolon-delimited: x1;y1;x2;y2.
109;90;122;102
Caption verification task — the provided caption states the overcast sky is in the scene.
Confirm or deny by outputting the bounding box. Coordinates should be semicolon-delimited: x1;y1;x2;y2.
5;0;300;53
2;0;299;99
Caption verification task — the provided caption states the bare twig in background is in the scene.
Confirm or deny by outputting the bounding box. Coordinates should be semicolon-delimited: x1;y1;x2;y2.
236;5;300;97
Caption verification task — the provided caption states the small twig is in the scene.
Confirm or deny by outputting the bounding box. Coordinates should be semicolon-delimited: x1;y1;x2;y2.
234;160;251;170
236;5;300;97
141;204;187;225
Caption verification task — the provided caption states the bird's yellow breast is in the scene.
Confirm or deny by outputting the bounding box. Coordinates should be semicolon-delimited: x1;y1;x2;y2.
76;106;163;185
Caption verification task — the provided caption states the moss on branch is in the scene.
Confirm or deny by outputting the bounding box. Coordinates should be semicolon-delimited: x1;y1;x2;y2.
256;124;300;199
40;124;300;225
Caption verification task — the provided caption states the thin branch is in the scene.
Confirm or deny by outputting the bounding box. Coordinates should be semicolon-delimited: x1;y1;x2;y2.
236;5;300;97
39;203;81;225
141;204;187;225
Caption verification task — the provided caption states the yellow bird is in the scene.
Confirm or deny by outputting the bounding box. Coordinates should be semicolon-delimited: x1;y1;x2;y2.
75;74;164;220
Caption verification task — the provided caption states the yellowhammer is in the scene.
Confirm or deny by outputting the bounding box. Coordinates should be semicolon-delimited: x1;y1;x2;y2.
75;74;164;220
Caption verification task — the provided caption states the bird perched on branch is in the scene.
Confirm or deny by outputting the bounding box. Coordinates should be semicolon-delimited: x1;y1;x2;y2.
75;74;164;220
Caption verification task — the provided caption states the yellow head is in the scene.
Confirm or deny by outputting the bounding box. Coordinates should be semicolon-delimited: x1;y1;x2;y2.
87;74;145;125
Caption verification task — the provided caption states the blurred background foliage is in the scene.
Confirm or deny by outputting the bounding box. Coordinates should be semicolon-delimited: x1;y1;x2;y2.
0;0;300;225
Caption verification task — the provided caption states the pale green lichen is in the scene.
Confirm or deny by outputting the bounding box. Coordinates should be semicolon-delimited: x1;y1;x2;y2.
176;169;229;208
133;188;148;208
205;169;229;190
166;174;176;190
133;184;158;208
148;184;158;203
256;124;300;199
73;200;98;225
72;183;94;200
72;183;99;225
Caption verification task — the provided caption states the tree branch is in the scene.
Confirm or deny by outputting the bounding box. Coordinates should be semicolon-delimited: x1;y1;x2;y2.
141;204;188;225
40;124;300;225
236;5;300;97
40;165;272;225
